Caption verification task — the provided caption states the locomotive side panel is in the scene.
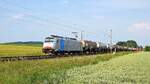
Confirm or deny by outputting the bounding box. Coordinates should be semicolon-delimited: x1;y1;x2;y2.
54;38;82;52
64;39;82;52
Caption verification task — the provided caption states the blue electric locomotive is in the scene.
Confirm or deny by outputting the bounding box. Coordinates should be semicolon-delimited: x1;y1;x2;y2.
42;35;82;54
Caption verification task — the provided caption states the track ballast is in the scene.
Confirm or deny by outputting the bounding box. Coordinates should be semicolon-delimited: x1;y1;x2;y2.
0;53;97;62
0;55;53;62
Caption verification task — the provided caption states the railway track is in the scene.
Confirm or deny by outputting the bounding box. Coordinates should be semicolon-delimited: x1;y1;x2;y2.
0;55;56;62
0;51;135;62
0;53;97;62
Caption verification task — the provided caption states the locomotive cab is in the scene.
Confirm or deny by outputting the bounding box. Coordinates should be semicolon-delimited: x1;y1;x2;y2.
42;37;57;54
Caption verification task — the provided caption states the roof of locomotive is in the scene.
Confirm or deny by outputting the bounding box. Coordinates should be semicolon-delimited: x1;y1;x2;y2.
50;35;77;40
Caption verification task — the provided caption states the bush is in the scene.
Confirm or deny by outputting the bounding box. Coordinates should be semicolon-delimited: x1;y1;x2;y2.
144;46;150;51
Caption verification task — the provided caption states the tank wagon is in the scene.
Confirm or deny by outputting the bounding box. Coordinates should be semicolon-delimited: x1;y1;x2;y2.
81;40;97;53
112;45;140;52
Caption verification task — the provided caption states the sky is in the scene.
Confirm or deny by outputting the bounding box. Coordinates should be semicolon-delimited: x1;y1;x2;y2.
0;0;150;46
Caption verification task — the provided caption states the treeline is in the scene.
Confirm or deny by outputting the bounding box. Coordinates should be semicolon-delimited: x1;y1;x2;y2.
3;41;42;44
144;46;150;51
1;41;43;47
116;40;142;48
116;40;150;51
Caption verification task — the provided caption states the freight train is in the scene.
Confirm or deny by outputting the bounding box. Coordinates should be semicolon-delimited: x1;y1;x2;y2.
42;35;141;55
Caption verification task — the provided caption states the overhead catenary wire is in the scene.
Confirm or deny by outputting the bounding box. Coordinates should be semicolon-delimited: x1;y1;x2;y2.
0;5;76;32
0;0;81;31
0;0;101;40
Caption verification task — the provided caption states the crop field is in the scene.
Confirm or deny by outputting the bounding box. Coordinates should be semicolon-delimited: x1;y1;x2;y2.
0;52;129;84
64;52;150;84
0;52;149;84
0;45;44;57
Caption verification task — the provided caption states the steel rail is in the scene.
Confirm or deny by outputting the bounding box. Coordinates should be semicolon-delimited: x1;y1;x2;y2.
0;53;99;62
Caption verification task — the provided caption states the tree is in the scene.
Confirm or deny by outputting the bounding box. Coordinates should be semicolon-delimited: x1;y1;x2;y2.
144;46;150;51
126;40;138;48
116;40;138;48
116;41;127;46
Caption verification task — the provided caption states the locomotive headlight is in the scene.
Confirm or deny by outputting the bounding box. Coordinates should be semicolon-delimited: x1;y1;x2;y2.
43;42;54;49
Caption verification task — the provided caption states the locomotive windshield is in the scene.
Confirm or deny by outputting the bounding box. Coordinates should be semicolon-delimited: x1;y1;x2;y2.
45;37;55;42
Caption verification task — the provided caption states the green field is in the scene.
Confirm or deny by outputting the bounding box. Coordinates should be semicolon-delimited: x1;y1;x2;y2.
0;45;44;57
0;52;149;84
64;52;150;84
1;42;43;47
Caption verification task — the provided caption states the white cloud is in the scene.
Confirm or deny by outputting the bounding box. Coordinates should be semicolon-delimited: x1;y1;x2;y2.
60;0;69;6
11;13;32;21
11;14;26;20
91;0;150;12
128;21;150;34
